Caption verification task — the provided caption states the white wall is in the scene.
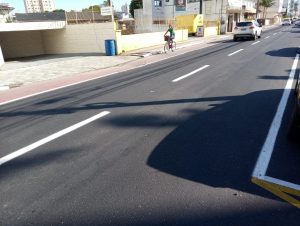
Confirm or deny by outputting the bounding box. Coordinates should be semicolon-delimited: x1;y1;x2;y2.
42;23;115;54
0;31;45;59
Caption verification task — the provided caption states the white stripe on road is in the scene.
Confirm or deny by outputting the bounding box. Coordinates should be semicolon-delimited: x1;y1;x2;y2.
228;49;244;56
0;111;110;166
252;54;299;178
172;65;210;82
273;33;278;35
251;41;260;45
263;176;300;191
264;36;270;39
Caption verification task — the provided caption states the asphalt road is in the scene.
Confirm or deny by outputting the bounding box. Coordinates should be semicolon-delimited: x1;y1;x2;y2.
1;25;300;226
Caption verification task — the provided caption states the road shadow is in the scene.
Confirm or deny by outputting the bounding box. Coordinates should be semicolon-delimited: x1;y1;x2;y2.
266;47;298;58
258;75;289;80
124;89;289;196
0;146;85;179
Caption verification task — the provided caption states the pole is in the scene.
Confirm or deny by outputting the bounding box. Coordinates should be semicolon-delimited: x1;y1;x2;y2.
256;0;260;19
110;0;114;23
200;0;202;14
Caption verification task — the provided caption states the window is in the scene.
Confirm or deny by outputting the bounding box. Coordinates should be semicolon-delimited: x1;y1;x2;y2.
154;0;162;7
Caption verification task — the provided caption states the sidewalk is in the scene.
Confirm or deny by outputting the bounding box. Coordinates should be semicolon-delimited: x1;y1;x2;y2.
0;34;230;90
0;23;280;103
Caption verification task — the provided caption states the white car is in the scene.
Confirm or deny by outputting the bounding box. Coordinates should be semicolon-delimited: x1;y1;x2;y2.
233;20;262;41
282;18;292;26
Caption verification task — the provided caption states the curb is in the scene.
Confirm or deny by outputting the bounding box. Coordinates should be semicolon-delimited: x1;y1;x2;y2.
0;86;10;91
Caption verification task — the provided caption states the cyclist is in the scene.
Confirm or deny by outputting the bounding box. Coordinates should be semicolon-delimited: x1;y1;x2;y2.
164;24;175;48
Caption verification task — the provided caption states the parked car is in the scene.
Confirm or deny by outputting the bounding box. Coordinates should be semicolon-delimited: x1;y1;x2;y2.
282;18;292;26
292;17;298;23
294;19;300;26
289;76;300;140
233;20;262;41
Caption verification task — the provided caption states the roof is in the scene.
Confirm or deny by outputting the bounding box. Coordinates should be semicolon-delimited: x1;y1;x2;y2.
15;13;66;22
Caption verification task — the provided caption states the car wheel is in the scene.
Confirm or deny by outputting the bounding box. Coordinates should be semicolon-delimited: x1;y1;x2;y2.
233;36;237;41
252;33;257;40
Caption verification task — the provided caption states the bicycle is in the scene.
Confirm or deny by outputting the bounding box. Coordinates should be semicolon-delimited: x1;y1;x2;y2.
164;35;176;53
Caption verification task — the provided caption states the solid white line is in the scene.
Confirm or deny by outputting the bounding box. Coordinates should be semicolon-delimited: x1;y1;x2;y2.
228;49;244;56
252;54;299;178
263;176;300;191
0;111;110;166
172;65;210;82
251;41;260;45
264;36;270;39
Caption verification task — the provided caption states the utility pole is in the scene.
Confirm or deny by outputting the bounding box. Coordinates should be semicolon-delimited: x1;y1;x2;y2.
200;0;203;14
256;0;260;19
110;0;114;23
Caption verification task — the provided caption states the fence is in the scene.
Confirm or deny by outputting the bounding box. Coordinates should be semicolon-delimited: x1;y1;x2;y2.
65;12;111;25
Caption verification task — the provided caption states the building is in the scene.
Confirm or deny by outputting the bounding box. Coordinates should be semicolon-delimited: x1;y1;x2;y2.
24;0;55;13
121;3;129;15
134;0;257;33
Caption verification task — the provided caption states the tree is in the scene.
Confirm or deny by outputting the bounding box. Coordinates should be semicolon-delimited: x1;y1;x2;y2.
129;0;143;18
260;0;275;18
53;9;65;12
294;2;299;16
82;5;100;12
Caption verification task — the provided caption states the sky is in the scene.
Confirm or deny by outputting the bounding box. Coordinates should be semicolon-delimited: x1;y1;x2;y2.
3;0;130;13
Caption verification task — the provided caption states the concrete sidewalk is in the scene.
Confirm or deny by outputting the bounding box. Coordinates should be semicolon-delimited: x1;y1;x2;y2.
0;23;279;92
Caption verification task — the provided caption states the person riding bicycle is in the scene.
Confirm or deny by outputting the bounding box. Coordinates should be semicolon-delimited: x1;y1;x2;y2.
164;24;175;47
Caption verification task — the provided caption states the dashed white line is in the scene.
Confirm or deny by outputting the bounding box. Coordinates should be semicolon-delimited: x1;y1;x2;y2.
273;33;278;35
0;111;110;166
264;36;270;39
228;49;244;56
251;41;260;45
172;65;210;82
252;54;299;178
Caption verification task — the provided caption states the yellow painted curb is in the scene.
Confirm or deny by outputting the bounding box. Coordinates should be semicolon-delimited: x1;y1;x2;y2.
252;177;300;209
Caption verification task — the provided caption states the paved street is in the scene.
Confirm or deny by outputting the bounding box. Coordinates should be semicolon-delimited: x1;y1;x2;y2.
1;25;300;225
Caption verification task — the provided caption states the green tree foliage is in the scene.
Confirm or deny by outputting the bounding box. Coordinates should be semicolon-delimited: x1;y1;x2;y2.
129;0;143;18
260;0;275;18
53;9;66;12
89;5;100;12
82;5;100;12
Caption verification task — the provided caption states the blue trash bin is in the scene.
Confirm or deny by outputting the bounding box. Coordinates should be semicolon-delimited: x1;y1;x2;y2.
105;39;116;56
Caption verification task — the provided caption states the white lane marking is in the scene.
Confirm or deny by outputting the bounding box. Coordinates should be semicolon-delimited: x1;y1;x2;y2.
251;41;260;45
273;33;278;35
264;36;270;39
252;54;299;178
172;65;210;82
0;111;110;166
263;176;300;191
228;49;244;56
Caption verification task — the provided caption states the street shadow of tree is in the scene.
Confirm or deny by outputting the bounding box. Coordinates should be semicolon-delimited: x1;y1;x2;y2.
266;48;298;58
142;89;288;195
258;75;289;80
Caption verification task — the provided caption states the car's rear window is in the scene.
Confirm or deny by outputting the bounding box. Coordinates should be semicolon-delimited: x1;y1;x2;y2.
237;22;253;27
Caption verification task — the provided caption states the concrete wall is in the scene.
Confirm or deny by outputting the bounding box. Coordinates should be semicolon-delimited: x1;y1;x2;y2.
0;31;45;59
42;23;115;54
116;29;188;54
